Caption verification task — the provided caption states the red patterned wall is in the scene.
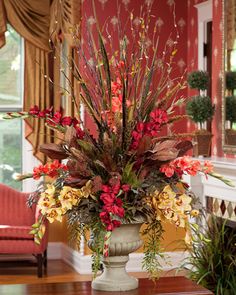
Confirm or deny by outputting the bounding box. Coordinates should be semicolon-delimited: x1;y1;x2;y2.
81;0;188;135
187;0;209;135
211;0;224;157
82;0;234;158
187;0;236;158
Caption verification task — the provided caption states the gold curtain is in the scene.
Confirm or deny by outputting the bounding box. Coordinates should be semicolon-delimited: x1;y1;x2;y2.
50;0;81;47
227;0;236;51
0;0;81;163
0;0;54;163
50;0;82;117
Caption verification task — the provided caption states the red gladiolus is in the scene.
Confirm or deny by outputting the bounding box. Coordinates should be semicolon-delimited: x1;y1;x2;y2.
52;111;62;124
61;116;73;126
29;105;40;116
99;181;125;230
75;126;85;139
150;108;168;124
32;160;68;180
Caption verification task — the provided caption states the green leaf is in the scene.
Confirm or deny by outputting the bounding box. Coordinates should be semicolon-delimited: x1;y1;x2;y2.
32;223;40;228
34;237;41;245
29;229;37;235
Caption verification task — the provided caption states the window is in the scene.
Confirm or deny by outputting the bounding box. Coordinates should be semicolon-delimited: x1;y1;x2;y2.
0;26;23;190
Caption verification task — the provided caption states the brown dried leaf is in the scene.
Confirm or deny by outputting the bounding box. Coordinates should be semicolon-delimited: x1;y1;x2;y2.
39;143;67;160
150;140;177;154
91;176;103;193
175;140;193;156
70;147;84;160
64;177;87;188
67;159;91;178
148;148;178;161
137;135;152;155
65;126;77;147
109;172;122;186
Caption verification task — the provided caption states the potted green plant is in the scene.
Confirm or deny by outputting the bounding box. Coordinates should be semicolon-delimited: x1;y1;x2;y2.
186;95;215;157
187;70;209;94
185;214;236;295
226;71;236;95
225;95;236;145
186;71;214;157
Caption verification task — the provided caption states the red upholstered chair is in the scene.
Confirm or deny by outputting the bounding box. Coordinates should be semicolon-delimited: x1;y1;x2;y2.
0;183;48;277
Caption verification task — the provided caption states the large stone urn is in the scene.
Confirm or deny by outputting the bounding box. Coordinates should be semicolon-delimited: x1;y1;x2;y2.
88;223;143;291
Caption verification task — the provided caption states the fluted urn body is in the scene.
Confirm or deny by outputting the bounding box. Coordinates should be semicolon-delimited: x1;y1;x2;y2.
89;223;143;291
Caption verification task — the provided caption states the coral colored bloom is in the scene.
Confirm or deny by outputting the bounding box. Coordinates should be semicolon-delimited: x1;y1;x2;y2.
160;165;175;178
203;160;214;174
112;95;122;112
150;108;168;124
32;160;68;180
186;160;201;176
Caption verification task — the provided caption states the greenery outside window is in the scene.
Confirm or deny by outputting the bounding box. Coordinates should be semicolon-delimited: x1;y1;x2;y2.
0;26;23;190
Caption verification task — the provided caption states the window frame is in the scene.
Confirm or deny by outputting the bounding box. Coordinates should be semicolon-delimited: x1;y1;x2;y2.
0;27;39;192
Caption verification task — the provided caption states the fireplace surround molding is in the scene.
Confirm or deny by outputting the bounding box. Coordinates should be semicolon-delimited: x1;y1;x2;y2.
186;157;236;222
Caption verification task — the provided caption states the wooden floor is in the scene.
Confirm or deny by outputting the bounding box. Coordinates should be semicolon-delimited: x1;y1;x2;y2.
0;277;213;295
0;260;187;286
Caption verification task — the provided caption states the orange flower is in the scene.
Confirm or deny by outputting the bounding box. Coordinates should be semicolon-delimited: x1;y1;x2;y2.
203;160;214;174
160;164;175;177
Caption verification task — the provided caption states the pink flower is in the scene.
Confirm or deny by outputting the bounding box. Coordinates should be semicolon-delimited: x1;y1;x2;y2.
175;156;191;170
160;165;175;178
132;130;142;141
112;220;121;228
75;127;85;139
72;118;79;127
111;184;121;195
106;219;121;231
122;184;131;192
61;116;73;126
203;160;214;174
52;111;62;124
111;95;122;112
104;202;124;217
100;211;111;225
100;193;114;204
29;105;40;116
186;160;201;176
102;185;111;193
136;122;145;132
118;60;125;69
130;141;139;150
150;108;168;124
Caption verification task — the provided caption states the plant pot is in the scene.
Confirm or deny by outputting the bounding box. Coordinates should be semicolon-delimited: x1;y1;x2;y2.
193;130;213;157
88;223;143;291
225;129;236;145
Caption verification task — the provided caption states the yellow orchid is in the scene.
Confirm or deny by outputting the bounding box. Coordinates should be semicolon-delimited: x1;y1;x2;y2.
45;207;64;223
38;184;56;214
176;193;192;212
147;184;194;229
59;186;83;209
80;180;94;198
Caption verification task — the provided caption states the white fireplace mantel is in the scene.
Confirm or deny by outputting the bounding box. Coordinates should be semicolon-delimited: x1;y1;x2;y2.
185;157;236;222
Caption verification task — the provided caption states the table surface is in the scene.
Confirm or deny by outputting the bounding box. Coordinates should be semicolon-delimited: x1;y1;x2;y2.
0;277;213;295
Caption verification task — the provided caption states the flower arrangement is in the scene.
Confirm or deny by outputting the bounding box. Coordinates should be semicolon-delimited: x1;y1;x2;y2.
4;3;233;280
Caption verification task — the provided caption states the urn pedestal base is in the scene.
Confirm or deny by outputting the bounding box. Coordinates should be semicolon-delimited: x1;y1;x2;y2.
92;256;138;291
89;223;144;292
